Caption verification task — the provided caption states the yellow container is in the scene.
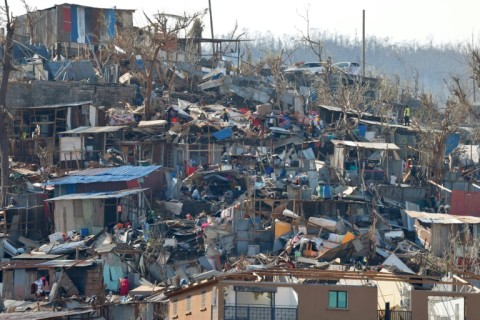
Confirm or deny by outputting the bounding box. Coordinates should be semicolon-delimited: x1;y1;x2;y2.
275;221;292;238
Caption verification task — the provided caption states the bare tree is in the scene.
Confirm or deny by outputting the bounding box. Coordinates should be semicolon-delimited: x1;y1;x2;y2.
20;0;42;45
297;6;323;62
0;0;15;206
105;10;205;120
415;78;471;182
141;11;205;119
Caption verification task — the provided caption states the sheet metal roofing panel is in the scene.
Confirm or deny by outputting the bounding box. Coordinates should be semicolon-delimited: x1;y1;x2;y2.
28;100;93;109
404;210;465;224
0;309;95;319
318;104;373;117
318;104;342;112
359;119;417;131
60;126;127;134
46;188;147;201
13;253;63;260
46;60;96;81
452;215;480;224
35;259;94;268
47;165;161;185
137;120;168;127
331;140;400;150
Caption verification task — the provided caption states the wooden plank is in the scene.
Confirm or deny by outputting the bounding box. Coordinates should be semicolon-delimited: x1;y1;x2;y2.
85;267;103;297
58;271;80;296
26;271;37;300
3;271;14;299
18;236;40;248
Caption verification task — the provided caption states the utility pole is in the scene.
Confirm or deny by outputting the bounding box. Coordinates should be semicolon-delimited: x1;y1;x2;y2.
473;30;476;105
362;10;366;77
208;0;215;59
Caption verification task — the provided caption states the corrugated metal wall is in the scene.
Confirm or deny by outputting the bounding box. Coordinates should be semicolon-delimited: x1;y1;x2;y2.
16;5;133;46
451;190;480;217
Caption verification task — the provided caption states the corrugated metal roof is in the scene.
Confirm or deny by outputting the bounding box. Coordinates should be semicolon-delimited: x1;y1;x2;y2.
37;3;135;12
47;188;147;201
60;126;127;134
404;210;480;224
318;104;373;117
359;119;418;131
12;168;38;176
46;60;96;81
13;253;63;260
331;140;400;150
0;260;48;269
28;100;93;109
35;259;94;268
318;104;342;112
0;308;94;319
46;165;161;185
137;120;168;127
13;43;50;62
0;259;94;269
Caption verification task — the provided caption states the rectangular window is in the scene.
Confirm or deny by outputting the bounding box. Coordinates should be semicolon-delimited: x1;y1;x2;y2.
328;291;348;309
186;295;191;313
201;290;206;309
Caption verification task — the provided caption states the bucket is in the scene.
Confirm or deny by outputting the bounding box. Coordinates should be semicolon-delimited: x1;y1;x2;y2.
323;185;332;198
358;124;367;137
80;228;89;237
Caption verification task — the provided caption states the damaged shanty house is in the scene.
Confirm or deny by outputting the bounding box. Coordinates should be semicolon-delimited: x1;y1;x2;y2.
14;4;135;58
402;210;480;258
6;81;136;166
43;165;167;234
0;258;101;302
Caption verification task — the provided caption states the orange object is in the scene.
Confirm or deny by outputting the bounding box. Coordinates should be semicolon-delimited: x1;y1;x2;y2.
304;243;318;257
275;221;292;238
341;232;356;244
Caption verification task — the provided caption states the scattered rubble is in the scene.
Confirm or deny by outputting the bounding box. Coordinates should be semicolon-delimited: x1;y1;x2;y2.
0;3;479;320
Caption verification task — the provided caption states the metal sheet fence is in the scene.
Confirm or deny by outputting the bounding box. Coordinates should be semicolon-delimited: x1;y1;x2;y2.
224;305;297;320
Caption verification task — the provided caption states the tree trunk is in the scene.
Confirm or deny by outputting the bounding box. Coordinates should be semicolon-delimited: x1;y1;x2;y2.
432;137;446;183
0;117;9;206
0;6;15;206
143;45;162;121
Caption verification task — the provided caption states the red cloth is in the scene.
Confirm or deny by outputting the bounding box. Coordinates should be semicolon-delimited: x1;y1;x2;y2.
120;278;129;296
251;118;261;127
187;166;198;176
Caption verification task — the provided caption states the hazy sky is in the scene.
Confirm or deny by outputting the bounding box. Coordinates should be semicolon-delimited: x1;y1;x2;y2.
9;0;480;45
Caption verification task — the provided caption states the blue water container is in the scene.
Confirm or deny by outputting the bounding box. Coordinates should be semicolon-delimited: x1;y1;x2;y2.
80;228;89;237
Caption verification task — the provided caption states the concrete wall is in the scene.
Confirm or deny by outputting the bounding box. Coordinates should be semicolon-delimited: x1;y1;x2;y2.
410;290;480;319
168;285;214;320
295;284;377;320
107;302;153;320
217;281;378;320
6;81;135;109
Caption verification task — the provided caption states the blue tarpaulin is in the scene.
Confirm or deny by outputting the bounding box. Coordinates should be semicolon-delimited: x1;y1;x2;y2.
445;133;460;155
46;60;96;81
212;127;233;140
106;9;116;38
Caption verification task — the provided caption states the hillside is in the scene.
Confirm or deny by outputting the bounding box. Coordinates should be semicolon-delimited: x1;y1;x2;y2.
235;31;471;101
